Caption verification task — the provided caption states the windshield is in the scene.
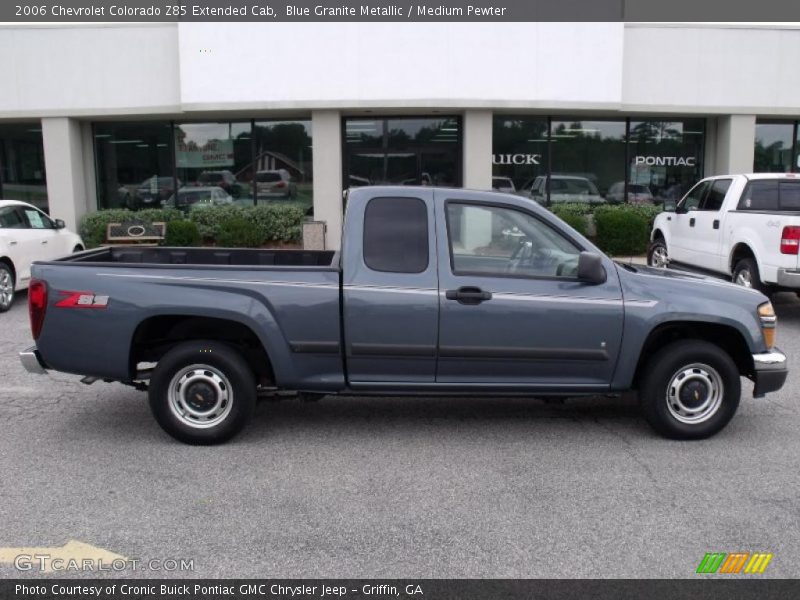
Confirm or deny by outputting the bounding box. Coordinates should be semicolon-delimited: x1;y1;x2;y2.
177;190;213;205
257;172;282;183
552;179;599;195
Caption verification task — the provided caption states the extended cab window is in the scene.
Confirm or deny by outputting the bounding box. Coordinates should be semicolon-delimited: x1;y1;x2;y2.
738;181;779;211
679;181;710;211
363;197;429;273
701;179;731;211
446;203;581;278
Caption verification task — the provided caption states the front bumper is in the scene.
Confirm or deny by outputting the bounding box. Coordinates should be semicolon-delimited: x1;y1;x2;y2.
777;269;800;289
752;348;788;397
19;346;48;375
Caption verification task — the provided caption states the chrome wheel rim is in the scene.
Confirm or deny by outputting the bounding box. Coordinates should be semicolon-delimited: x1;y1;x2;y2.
735;269;753;288
167;364;233;429
650;245;669;268
666;363;724;424
0;270;13;309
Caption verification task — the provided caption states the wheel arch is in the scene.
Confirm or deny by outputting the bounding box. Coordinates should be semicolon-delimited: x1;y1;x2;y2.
0;256;15;282
729;242;759;275
632;321;755;388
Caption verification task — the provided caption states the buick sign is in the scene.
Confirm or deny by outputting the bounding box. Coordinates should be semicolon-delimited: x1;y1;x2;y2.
493;154;542;165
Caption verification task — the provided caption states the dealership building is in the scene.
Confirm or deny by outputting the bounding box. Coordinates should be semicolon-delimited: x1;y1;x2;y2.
1;22;800;248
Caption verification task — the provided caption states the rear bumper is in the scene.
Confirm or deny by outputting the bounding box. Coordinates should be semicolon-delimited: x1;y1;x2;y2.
776;269;800;289
752;349;788;397
19;346;49;375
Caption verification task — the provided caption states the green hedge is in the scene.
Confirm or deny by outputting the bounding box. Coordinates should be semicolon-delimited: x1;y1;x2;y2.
592;206;651;256
80;204;305;248
216;218;264;248
549;205;588;236
164;220;201;247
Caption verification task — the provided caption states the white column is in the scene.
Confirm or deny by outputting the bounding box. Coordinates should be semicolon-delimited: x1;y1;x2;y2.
462;109;493;190
713;115;756;175
41;117;90;231
311;110;343;249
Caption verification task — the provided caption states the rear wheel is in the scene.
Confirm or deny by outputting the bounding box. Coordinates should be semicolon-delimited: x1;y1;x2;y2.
148;341;256;445
0;264;14;312
647;238;669;268
639;340;741;440
732;257;769;295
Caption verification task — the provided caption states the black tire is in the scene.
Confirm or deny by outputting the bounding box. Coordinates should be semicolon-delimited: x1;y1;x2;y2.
639;340;741;440
0;263;14;313
647;238;669;268
732;257;770;296
148;341;257;445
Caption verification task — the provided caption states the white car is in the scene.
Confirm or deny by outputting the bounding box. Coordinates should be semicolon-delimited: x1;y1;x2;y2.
521;175;604;204
492;176;516;193
164;186;234;210
648;173;800;296
0;200;84;312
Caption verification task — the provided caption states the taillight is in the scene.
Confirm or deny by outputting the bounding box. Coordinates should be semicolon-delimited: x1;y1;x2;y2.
780;226;800;255
274;181;286;188
28;279;47;340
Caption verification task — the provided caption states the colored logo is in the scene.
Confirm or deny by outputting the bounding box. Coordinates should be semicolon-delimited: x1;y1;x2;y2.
696;552;773;574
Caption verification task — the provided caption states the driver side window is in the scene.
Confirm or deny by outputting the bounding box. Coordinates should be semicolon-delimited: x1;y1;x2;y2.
446;202;581;278
679;181;710;211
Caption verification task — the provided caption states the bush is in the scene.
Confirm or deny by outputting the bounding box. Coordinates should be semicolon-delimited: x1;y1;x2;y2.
187;205;245;240
164;220;201;247
593;206;651;256
216;218;264;248
549;205;588;236
79;208;183;248
186;204;305;244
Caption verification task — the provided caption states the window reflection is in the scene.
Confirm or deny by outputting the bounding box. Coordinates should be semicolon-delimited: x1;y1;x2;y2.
754;122;795;173
0;123;48;212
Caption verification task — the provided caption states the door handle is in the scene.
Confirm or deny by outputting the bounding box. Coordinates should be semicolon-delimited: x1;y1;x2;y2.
666;216;672;221
445;286;492;305
713;220;720;229
41;240;48;244
689;218;696;227
9;241;17;246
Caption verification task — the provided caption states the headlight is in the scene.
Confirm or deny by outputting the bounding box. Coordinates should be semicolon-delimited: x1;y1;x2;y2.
758;302;777;349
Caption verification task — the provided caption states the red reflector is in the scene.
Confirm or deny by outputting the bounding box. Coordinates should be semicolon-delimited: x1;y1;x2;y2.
781;226;800;255
28;279;47;340
274;181;286;188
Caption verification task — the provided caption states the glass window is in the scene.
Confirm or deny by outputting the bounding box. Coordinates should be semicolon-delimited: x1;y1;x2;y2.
702;179;732;211
344;117;461;188
174;122;253;209
738;181;779;211
628;119;705;206
680;181;710;211
22;207;53;229
446;203;580;278
780;181;800;210
0;206;26;228
94;121;173;210
754;122;795;173
492;116;549;196
0;123;48;212
549;119;625;205
363;197;428;273
253;120;313;215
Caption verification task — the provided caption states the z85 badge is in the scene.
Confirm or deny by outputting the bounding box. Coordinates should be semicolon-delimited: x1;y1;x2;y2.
55;291;110;309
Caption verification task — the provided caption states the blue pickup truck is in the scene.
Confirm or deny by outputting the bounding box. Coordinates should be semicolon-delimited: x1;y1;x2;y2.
20;186;787;444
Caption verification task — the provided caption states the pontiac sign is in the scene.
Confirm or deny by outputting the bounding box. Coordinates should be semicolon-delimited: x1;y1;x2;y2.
634;155;697;167
493;154;542;165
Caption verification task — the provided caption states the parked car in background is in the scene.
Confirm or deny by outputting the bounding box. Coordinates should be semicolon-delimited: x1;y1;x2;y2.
492;176;516;193
0;200;84;312
133;176;180;209
20;186;786;444
164;186;233;210
607;182;655;204
649;173;800;296
255;169;297;199
522;175;605;204
198;170;240;197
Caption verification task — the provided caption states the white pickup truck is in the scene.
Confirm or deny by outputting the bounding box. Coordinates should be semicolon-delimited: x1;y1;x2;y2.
648;173;800;295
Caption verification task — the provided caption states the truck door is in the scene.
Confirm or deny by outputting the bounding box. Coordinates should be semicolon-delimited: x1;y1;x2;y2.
670;180;710;265
343;189;439;384
689;178;732;273
435;191;624;390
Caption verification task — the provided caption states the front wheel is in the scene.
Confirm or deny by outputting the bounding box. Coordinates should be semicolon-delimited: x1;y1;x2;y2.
647;238;669;268
0;264;14;312
148;341;257;445
639;340;741;440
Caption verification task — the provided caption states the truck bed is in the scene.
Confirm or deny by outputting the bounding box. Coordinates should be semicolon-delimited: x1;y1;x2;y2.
55;246;339;269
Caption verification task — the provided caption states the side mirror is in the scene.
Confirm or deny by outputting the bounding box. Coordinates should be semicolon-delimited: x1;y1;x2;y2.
54;219;66;229
577;251;607;285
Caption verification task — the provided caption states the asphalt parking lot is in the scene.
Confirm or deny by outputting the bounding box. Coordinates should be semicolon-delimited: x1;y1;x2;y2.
1;290;799;579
